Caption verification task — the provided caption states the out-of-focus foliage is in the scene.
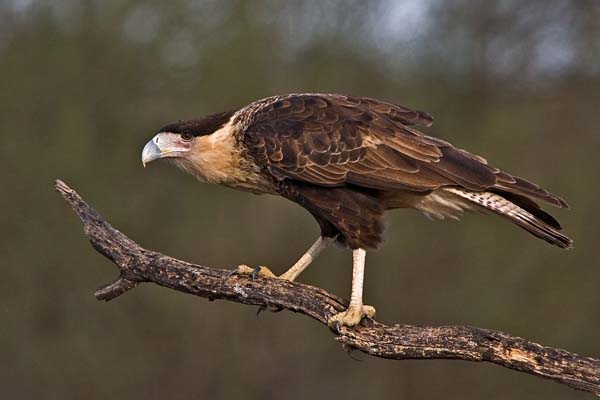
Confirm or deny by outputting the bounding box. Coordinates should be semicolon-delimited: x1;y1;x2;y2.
2;1;599;399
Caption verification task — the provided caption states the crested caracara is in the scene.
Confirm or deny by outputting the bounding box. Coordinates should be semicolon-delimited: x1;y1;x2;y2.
142;93;572;330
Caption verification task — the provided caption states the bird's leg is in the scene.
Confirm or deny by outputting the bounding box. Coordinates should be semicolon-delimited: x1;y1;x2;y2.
279;236;332;281
231;236;332;281
328;248;376;331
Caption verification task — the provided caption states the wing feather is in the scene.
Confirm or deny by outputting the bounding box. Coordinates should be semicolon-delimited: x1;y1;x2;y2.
241;93;568;208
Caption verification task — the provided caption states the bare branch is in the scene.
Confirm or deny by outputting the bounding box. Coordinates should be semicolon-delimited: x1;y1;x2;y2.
55;179;600;396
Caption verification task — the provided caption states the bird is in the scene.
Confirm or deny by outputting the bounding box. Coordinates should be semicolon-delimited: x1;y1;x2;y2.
141;93;572;330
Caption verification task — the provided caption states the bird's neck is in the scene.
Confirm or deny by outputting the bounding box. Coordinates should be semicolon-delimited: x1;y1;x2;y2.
174;119;274;194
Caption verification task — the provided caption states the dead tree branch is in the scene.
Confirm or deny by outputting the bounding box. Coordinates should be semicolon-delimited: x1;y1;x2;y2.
55;179;600;396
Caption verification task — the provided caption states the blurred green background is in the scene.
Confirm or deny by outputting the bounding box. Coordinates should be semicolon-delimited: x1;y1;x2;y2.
2;1;599;399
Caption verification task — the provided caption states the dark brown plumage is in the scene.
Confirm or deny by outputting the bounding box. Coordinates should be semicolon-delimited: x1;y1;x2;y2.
233;93;571;249
159;111;234;137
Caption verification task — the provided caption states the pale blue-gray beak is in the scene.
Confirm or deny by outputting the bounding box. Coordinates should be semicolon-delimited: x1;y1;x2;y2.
141;137;162;167
142;132;193;167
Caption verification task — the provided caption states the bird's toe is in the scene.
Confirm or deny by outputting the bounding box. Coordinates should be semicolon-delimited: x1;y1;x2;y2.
229;264;276;279
362;305;376;319
252;266;276;279
229;264;254;276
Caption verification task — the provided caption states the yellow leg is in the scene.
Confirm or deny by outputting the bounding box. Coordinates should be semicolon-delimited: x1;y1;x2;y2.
232;236;332;281
279;236;333;281
328;248;376;330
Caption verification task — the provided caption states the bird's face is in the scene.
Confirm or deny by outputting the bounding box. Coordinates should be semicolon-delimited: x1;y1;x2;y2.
142;112;235;168
141;131;195;167
141;112;248;185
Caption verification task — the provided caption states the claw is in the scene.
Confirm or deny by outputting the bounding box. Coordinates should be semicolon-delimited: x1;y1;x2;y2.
256;305;266;317
256;304;284;317
250;266;262;280
331;320;342;335
226;269;238;278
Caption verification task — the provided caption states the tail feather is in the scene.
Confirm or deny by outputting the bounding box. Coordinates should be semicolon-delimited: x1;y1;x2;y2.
490;190;562;230
444;188;572;249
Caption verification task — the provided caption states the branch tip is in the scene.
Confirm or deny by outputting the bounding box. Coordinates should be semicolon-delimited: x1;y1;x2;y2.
95;277;138;301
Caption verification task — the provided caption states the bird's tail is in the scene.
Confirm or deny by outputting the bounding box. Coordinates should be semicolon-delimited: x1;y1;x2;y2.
443;188;573;249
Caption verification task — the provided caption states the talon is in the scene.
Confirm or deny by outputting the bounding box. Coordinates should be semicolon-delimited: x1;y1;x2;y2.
257;304;283;317
265;305;283;313
250;266;263;280
333;320;341;335
256;305;266;317
328;304;376;331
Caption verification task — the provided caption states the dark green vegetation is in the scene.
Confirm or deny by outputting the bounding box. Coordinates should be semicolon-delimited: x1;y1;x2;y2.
2;1;599;399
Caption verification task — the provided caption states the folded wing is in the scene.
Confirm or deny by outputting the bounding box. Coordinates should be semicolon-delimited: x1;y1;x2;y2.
241;93;568;209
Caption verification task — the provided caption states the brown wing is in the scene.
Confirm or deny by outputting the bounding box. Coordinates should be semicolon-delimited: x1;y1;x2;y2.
241;93;567;208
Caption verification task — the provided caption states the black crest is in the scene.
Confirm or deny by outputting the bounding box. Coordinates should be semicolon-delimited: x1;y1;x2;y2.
159;111;234;137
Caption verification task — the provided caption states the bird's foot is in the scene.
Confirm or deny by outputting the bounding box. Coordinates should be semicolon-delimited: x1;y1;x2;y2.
230;265;282;315
229;264;276;279
328;304;376;333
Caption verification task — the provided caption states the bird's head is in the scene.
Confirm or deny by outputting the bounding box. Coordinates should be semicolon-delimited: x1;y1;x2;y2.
141;111;234;168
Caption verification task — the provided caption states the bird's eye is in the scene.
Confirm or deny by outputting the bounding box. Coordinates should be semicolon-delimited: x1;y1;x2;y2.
181;132;194;141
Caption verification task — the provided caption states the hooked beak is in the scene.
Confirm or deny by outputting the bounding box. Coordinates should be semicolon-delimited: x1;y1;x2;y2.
142;132;192;167
142;138;161;167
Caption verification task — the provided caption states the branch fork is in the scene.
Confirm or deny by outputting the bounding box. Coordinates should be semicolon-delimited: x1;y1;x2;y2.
55;179;600;396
